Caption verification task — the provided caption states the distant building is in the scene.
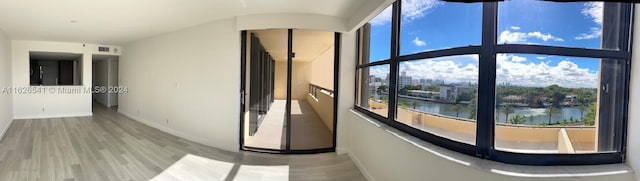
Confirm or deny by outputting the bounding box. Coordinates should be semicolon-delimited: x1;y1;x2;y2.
439;85;456;102
407;90;438;99
439;85;475;103
398;71;412;89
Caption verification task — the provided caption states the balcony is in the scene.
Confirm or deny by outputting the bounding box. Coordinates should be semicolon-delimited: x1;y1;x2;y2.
368;100;596;153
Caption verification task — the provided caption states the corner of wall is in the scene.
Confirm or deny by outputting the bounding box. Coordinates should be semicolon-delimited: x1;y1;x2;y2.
625;7;640;181
0;28;14;140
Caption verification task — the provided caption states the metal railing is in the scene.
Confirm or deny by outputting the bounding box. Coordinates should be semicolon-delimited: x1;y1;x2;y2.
309;84;334;98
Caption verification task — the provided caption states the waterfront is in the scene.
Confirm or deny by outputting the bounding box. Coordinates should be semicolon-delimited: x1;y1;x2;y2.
376;95;587;125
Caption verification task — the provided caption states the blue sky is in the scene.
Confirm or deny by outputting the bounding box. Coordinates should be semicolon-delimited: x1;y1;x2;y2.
366;0;604;88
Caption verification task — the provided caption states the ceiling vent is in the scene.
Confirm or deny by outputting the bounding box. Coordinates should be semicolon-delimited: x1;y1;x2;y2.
98;47;110;52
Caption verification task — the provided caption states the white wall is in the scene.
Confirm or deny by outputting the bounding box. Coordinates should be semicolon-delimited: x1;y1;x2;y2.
119;18;240;152
11;41;121;119
626;8;640;181
274;61;311;100
336;32;356;154
310;46;334;90
0;29;13;138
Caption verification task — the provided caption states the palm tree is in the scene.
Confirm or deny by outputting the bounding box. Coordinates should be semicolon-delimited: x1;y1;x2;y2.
577;105;588;120
544;106;561;124
411;101;419;109
453;104;462;117
502;105;515;123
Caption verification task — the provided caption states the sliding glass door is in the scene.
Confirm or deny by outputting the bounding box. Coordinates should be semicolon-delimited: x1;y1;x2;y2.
240;29;339;153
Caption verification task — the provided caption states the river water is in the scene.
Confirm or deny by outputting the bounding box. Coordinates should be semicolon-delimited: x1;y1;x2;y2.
380;95;585;125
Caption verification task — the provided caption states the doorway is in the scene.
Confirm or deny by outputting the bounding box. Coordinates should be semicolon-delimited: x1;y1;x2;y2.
92;55;119;108
240;29;340;153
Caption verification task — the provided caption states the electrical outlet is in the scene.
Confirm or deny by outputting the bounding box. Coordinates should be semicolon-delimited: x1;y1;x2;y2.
42;107;45;112
166;119;169;124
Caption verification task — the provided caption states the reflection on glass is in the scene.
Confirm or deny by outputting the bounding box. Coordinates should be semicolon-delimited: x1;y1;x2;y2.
498;1;619;50
400;1;481;55
494;54;616;154
356;65;390;118
395;55;479;145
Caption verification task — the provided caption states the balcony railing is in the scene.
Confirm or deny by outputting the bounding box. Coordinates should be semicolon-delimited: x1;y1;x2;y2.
309;84;333;99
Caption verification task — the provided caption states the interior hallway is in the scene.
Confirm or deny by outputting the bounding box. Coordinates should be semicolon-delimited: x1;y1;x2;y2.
0;103;363;180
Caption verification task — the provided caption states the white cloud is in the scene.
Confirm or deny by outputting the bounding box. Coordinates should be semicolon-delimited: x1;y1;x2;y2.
369;54;598;88
369;0;442;26
582;2;603;25
401;0;442;22
574;2;603;41
536;56;546;60
511;55;526;63
527;32;564;42
575;27;602;40
495;54;597;88
413;37;426;46
510;26;521;30
498;30;564;44
369;6;393;26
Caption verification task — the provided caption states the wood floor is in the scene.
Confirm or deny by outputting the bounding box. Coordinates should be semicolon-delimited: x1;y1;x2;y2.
0;104;365;181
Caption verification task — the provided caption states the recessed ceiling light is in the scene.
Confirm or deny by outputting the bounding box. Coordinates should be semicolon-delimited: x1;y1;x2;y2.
70;20;77;23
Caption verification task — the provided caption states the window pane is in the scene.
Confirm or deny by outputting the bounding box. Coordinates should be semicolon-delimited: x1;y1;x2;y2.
494;54;620;154
396;55;478;145
361;5;393;63
498;1;623;50
356;65;390;118
400;1;481;55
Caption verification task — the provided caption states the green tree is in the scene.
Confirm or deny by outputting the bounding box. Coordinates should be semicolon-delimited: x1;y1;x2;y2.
501;105;515;123
467;95;477;119
427;85;440;92
577;105;588;120
510;115;526;124
411;101;419;109
544;106;561;124
376;85;387;94
452;104;462;117
398;102;409;109
583;103;597;126
456;91;474;102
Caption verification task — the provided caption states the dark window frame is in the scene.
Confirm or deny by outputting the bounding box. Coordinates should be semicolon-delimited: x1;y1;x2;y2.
354;1;633;165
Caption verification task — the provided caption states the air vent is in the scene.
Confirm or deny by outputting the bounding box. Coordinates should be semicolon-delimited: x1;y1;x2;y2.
98;47;110;52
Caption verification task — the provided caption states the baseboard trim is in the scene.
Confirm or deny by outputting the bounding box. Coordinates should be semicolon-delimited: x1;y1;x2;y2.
119;111;238;153
347;149;375;181
0;118;14;141
13;112;93;120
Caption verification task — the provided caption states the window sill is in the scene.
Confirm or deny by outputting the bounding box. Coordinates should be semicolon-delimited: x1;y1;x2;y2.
349;109;634;178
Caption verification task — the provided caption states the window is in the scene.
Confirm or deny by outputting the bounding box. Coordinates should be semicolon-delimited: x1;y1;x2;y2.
29;52;83;86
355;1;632;165
396;55;478;145
400;2;481;55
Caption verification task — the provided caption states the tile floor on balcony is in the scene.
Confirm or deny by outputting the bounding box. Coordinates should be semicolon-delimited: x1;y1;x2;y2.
244;99;333;151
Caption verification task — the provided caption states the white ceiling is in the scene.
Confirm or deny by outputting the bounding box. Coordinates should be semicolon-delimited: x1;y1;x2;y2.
250;29;334;62
0;0;368;45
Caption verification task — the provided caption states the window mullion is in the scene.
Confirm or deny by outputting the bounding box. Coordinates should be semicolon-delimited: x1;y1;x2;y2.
476;1;498;158
388;1;401;123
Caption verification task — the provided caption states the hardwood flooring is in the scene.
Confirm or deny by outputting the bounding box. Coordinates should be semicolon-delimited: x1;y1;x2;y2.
0;104;365;181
